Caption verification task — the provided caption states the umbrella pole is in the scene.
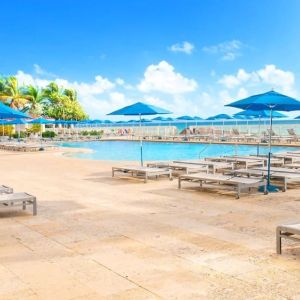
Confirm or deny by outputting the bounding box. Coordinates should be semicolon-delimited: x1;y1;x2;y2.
266;108;278;192
257;116;261;156
139;114;143;166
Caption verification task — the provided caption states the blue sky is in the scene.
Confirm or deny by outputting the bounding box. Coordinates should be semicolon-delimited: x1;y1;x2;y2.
1;0;300;118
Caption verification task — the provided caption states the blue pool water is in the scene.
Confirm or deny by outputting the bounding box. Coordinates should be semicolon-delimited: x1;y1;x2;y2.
59;141;299;161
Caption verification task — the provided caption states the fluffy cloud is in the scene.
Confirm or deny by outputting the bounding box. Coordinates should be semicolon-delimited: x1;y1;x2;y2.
218;64;295;95
203;40;244;61
169;41;194;55
138;61;198;94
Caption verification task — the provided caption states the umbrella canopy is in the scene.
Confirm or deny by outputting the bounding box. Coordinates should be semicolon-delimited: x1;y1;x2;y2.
193;116;203;120
108;102;171;165
29;117;54;124
227;90;300;192
234;109;287;118
54;119;67;124
108;102;171;116
141;118;152;123
152;116;166;121
0;102;31;119
7;119;28;125
233;115;250;119
207;114;232;120
226;90;300;111
176;115;194;120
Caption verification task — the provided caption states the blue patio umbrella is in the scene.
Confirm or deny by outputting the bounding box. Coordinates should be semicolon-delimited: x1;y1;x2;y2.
141;118;152;123
176;115;194;120
294;115;300;119
207;114;232;120
7;119;28;140
0;102;31;119
152;116;165;121
207;114;232;136
193;116;203;120
108;102;171;165
226;90;300;192
234;109;287;118
29;117;54;124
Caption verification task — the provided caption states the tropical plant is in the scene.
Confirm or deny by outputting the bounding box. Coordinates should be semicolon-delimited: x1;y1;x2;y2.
0;76;88;120
0;76;29;109
42;83;87;120
23;85;47;116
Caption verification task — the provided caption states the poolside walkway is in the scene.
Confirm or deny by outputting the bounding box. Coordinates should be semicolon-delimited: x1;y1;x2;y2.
0;151;299;299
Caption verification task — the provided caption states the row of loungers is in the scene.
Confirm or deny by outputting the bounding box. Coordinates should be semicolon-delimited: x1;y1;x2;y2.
0;185;37;215
112;151;300;196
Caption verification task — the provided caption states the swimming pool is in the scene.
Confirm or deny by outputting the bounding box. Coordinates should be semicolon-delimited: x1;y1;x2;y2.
59;141;299;161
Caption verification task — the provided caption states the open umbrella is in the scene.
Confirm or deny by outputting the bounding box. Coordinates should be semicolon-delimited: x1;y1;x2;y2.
0;102;31;119
176;115;194;120
108;102;171;165
226;90;300;192
207;114;232;136
7;119;28;140
0;103;31;137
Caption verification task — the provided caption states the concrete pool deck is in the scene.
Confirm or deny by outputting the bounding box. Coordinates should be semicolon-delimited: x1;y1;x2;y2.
0;150;299;299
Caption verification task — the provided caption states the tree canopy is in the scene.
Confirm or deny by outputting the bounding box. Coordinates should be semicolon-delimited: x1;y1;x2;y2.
0;76;88;120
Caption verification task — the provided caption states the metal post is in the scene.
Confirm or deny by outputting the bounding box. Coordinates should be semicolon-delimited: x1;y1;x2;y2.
257;115;261;156
267;108;273;187
139;114;143;166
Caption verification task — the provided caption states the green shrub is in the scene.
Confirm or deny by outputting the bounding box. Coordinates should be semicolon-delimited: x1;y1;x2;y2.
12;131;27;139
42;131;56;138
81;131;89;136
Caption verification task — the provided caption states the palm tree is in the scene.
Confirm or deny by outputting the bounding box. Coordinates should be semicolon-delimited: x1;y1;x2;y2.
0;76;29;109
23;85;47;116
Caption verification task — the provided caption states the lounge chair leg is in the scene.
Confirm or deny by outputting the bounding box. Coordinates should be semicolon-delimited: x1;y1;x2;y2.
236;186;240;199
264;183;268;195
33;198;37;216
276;228;282;254
178;178;181;189
22;201;26;210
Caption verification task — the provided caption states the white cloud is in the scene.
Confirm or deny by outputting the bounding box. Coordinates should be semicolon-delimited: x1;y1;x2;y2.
203;40;244;61
218;64;295;95
169;41;194;54
138;61;198;94
33;64;57;78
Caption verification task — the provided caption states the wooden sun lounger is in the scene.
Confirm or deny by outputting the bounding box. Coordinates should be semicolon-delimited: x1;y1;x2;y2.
146;162;208;175
237;155;284;166
276;223;300;254
173;160;234;174
0;192;37;215
231;168;300;191
273;153;300;164
178;172;267;199
0;185;13;194
253;166;300;175
206;156;264;169
112;166;172;183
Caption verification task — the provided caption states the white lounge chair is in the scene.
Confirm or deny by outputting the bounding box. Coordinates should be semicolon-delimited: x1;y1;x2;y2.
112;166;172;183
276;223;300;254
231;168;300;192
147;162;208;175
0;185;13;194
173;160;234;174
0;192;37;215
206;156;264;169
178;172;267;199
